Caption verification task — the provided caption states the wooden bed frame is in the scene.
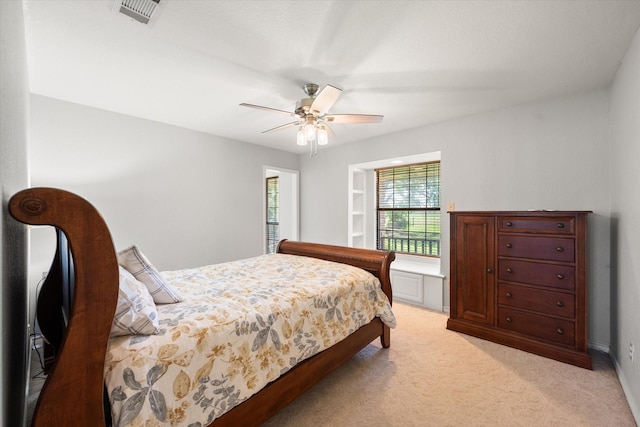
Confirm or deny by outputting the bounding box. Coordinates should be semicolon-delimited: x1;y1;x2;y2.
10;187;395;427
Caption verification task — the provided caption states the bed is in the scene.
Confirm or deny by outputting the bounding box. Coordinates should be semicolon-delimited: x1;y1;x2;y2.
10;187;396;426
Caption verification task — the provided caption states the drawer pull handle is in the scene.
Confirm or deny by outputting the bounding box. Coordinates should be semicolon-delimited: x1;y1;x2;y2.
505;292;512;298
506;268;513;273
506;221;513;227
506;317;513;323
556;301;564;307
506;243;513;248
556;247;564;252
556;328;564;335
486;268;493;273
556;223;565;229
557;274;564;280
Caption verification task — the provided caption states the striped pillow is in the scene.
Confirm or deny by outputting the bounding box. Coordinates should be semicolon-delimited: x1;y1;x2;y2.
111;266;159;337
117;245;182;304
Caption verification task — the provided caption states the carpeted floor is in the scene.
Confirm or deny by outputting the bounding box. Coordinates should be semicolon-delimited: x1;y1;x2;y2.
263;302;636;427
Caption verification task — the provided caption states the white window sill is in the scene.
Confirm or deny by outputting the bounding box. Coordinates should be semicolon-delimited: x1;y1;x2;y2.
390;255;444;278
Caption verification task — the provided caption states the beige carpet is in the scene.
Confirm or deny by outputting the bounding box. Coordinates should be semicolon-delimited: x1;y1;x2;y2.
263;302;636;427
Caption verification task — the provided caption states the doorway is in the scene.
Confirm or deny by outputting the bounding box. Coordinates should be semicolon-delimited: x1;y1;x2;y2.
264;166;299;253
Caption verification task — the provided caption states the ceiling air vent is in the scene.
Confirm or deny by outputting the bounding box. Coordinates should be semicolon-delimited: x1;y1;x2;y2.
115;0;162;25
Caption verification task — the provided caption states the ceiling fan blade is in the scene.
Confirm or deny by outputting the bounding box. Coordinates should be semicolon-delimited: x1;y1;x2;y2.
326;114;384;124
240;103;294;116
262;121;302;134
310;85;342;115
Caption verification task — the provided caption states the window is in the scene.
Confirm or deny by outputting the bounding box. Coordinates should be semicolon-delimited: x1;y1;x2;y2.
266;176;279;254
376;162;441;256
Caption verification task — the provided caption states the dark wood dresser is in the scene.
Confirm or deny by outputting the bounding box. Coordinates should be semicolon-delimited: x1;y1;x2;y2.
447;211;592;369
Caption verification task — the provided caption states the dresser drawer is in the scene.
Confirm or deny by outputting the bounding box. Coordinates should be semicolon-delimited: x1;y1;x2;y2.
498;235;575;262
498;307;575;346
498;283;575;318
498;259;575;290
498;216;575;235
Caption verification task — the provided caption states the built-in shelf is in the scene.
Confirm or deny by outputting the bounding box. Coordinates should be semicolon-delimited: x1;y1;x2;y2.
348;168;367;248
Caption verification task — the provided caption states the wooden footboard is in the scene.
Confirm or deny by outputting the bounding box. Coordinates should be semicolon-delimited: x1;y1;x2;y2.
10;187;395;427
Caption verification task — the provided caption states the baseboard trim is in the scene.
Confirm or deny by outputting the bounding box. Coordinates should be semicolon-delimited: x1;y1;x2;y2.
588;342;610;353
610;351;640;426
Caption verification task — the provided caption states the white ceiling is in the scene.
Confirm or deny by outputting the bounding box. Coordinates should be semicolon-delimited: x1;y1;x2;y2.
23;0;640;154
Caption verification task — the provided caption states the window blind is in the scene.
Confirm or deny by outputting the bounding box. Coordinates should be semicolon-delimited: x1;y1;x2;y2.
266;176;279;254
376;162;441;256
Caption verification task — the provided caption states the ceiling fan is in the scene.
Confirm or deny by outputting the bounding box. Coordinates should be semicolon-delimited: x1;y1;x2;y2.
240;83;383;150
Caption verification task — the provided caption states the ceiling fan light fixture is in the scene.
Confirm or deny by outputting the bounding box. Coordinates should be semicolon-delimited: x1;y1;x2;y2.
296;128;307;146
317;126;328;146
304;118;317;142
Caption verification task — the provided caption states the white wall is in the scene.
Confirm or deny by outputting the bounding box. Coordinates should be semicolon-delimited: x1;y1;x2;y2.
29;94;299;273
0;1;30;425
609;25;640;421
300;89;611;349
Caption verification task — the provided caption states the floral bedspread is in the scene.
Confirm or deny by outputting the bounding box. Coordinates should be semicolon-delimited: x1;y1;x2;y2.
104;253;396;426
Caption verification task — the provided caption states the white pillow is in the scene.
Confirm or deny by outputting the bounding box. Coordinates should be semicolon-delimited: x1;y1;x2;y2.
111;266;160;337
117;245;182;304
